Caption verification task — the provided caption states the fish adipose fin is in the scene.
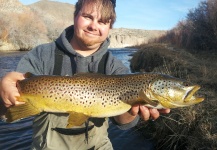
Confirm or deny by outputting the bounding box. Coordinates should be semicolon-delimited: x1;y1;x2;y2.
24;72;35;78
138;90;159;107
67;112;89;128
5;102;40;122
74;73;104;77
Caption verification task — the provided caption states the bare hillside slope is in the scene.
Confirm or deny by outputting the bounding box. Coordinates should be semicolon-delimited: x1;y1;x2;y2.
29;0;75;40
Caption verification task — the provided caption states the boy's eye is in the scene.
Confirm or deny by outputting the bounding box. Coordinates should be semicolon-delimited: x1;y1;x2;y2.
99;20;108;25
84;15;91;19
82;14;92;19
99;21;105;24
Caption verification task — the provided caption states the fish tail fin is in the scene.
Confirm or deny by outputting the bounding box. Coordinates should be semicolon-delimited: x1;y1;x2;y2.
5;103;40;122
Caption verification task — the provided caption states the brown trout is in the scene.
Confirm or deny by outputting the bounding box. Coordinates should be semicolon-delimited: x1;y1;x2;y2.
5;73;204;127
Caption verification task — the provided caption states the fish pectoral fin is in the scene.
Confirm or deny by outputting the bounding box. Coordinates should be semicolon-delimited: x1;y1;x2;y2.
5;102;40;122
67;112;89;128
138;90;159;107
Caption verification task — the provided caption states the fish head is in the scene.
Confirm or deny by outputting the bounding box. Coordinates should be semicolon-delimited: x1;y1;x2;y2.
147;75;204;108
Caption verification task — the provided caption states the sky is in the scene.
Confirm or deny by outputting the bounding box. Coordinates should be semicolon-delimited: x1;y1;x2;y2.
19;0;203;30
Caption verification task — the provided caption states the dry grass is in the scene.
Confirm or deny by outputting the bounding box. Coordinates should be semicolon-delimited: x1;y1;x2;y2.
131;43;217;149
0;0;75;50
0;11;49;50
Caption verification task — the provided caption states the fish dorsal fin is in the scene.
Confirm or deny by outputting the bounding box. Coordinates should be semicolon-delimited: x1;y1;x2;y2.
24;72;35;78
138;90;159;107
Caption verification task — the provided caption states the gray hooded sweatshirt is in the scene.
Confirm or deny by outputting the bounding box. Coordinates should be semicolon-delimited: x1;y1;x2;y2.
16;25;139;150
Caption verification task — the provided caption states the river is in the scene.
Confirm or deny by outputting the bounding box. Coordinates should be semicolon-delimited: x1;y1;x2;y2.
0;48;155;150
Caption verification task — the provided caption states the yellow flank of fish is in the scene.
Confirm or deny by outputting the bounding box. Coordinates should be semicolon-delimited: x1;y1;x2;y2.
5;73;204;127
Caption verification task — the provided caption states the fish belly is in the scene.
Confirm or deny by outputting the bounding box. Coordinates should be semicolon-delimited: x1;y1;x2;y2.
20;94;132;118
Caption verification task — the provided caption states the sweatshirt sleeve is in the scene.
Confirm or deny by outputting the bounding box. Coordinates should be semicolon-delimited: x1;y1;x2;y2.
109;116;140;130
16;43;55;75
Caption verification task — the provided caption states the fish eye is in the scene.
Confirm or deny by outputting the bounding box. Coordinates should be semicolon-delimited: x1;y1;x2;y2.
183;82;190;86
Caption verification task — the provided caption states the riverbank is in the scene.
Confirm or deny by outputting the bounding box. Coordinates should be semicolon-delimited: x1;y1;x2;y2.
130;43;217;149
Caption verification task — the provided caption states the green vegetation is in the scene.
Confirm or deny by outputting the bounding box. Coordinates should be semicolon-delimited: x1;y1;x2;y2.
131;0;217;149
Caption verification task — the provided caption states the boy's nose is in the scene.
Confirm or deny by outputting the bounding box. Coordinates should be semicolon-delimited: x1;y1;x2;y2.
88;21;98;30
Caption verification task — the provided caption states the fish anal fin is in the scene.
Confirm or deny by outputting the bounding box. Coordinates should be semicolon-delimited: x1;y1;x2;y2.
67;112;89;128
5;103;40;122
138;90;159;107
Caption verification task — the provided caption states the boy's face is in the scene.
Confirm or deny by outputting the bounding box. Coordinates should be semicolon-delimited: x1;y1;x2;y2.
73;4;111;50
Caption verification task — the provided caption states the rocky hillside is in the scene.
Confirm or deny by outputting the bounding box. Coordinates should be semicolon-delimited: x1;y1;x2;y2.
0;0;166;51
0;0;49;51
109;28;165;48
0;0;28;13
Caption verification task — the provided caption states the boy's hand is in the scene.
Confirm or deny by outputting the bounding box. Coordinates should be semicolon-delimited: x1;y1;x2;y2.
0;72;25;107
130;105;170;121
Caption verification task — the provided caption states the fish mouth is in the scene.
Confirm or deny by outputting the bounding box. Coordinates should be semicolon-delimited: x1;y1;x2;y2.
184;85;204;103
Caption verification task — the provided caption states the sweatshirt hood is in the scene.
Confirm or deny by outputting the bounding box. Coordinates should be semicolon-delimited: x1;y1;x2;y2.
55;25;110;61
